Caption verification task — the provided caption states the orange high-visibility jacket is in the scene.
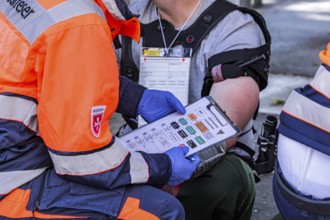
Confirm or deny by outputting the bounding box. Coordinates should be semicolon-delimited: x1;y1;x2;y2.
0;0;171;197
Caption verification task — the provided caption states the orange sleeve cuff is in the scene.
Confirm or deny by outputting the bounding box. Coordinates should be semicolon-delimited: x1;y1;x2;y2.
107;15;140;42
119;17;140;43
319;42;330;67
95;0;140;42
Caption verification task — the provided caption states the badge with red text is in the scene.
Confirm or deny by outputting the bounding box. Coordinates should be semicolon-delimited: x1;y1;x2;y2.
91;105;106;137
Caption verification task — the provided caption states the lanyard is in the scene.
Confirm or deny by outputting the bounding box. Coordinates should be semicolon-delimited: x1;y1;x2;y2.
157;0;203;56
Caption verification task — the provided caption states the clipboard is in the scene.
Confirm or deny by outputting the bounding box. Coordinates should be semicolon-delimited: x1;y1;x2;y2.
118;96;240;157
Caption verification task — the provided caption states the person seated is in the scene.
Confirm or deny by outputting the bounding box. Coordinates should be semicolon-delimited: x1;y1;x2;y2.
117;0;272;219
273;41;330;219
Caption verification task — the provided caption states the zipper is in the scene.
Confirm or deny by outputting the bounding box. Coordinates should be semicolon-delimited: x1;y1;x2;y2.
33;168;49;214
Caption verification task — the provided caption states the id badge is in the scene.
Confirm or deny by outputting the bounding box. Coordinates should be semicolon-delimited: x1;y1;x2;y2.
138;47;192;126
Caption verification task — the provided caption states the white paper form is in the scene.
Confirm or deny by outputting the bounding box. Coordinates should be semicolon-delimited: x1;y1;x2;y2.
118;96;240;157
139;48;192;105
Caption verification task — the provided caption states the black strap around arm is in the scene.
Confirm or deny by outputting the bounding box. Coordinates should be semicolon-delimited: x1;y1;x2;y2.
206;4;271;92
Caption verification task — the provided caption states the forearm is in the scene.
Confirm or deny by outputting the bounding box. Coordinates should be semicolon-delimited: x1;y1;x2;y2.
209;76;259;149
50;137;171;189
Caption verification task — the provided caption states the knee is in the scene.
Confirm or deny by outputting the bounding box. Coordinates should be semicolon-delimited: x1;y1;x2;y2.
163;195;185;220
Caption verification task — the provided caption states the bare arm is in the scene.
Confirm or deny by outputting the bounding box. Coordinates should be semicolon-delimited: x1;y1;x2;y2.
209;76;259;149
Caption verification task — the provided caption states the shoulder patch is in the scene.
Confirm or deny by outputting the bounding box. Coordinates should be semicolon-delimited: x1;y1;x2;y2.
91;105;106;137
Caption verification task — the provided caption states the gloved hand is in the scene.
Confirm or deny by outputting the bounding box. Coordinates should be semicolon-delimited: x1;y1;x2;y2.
137;90;186;123
165;147;201;186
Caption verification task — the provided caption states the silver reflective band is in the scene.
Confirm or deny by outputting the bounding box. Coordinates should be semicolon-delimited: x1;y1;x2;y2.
0;167;48;195
0;0;106;44
48;0;106;24
283;90;330;132
50;137;130;176
0;95;38;133
50;137;149;184
129;151;149;184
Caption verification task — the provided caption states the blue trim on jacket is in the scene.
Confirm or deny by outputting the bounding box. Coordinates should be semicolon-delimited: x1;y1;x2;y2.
279;112;330;156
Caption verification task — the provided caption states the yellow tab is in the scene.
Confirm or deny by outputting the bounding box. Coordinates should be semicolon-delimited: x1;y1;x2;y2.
143;48;161;57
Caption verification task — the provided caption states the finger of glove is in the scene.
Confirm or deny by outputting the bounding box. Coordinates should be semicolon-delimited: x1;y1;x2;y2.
165;146;189;156
168;161;196;186
138;90;184;122
142;108;176;123
175;154;200;183
148;92;184;118
189;154;201;167
165;147;194;185
179;146;189;155
166;92;186;114
165;147;189;176
138;91;166;122
186;156;200;175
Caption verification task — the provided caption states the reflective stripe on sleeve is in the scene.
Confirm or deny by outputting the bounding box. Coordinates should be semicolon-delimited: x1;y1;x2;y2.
48;0;105;24
49;137;128;175
50;137;150;183
282;90;330;133
309;65;330;98
129;151;149;184
0;94;38;133
0;0;106;44
0;167;47;195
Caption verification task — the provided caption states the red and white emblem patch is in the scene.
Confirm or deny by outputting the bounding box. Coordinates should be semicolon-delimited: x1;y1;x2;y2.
91;105;106;137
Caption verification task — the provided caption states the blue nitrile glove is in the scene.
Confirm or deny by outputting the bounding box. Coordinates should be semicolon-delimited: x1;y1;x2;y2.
137;90;186;123
165;147;201;186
